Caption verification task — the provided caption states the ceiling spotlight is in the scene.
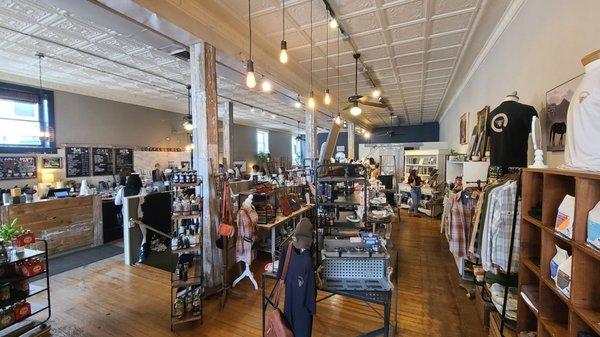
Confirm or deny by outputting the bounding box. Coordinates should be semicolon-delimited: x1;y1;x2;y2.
262;110;266;115
294;101;302;109
261;79;272;92
250;106;255;112
329;18;338;29
334;115;341;125
364;131;371;139
307;91;315;109
371;88;381;98
323;89;331;105
271;114;276;119
350;102;362;116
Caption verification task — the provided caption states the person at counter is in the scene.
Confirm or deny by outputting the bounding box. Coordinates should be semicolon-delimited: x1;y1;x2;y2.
114;173;144;223
407;169;423;218
370;163;381;179
151;163;165;182
250;164;263;178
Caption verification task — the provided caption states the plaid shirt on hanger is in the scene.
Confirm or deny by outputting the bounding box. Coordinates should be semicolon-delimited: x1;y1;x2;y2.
490;181;520;273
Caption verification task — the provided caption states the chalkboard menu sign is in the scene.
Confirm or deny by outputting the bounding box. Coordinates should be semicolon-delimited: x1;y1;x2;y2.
115;148;134;173
0;157;36;180
66;146;91;178
92;147;114;176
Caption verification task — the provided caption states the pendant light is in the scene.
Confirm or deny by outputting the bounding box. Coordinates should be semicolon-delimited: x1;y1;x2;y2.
35;52;50;141
334;21;341;125
245;0;256;88
261;78;272;92
279;0;288;64
183;84;194;131
323;11;331;105
350;53;362;116
307;0;315;110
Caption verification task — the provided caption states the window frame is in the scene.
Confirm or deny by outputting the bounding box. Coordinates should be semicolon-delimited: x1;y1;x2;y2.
0;81;56;154
256;129;269;154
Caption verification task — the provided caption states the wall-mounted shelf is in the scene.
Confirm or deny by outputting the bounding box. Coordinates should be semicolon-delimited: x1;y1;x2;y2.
518;168;600;337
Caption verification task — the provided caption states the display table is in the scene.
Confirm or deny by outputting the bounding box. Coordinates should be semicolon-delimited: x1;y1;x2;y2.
257;204;316;272
261;250;398;337
0;195;103;255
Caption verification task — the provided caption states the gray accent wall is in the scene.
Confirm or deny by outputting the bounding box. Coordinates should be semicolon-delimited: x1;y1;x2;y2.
231;124;292;171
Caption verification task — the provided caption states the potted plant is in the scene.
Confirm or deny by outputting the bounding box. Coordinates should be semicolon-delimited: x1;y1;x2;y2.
448;150;460;162
0;219;30;254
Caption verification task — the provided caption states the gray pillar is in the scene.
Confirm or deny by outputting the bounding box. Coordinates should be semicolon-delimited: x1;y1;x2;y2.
223;101;234;169
190;42;222;287
348;122;356;160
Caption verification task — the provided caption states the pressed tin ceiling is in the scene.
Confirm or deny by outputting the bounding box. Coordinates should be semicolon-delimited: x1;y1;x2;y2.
217;0;484;126
0;0;502;130
0;0;329;134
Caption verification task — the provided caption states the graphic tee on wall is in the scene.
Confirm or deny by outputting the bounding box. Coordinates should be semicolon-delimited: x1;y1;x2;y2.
92;147;114;176
486;101;538;168
115;148;134;173
66;146;91;177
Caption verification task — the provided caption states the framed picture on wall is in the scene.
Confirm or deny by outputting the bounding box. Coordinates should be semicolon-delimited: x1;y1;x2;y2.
459;112;469;145
546;73;584;152
42;157;62;169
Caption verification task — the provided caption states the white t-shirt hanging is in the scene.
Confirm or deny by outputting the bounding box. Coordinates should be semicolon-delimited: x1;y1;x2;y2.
564;62;600;171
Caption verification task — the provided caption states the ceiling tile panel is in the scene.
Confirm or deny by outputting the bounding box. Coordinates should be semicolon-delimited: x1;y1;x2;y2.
428;45;460;60
388;22;424;42
431;0;477;16
429;31;465;49
330;0;376;16
392;39;425;56
384;1;424;26
342;12;380;35
431;12;473;34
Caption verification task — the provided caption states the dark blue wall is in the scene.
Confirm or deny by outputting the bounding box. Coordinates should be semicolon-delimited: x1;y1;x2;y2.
317;122;440;159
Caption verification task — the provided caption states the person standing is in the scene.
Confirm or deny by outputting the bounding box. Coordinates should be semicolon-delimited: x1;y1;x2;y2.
151;163;165;182
408;169;423;217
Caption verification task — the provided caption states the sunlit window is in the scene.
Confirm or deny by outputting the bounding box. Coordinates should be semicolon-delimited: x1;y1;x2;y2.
257;130;269;154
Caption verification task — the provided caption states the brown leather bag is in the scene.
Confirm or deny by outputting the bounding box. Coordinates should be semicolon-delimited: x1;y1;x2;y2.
219;180;235;237
278;193;293;217
265;244;294;337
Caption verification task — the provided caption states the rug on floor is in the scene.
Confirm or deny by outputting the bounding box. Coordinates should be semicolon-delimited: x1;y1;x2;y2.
46;244;123;277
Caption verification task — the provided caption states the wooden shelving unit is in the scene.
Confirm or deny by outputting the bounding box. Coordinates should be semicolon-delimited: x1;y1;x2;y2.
519;168;600;337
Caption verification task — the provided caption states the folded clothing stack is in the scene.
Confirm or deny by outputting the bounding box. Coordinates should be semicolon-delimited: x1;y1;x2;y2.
489;283;518;321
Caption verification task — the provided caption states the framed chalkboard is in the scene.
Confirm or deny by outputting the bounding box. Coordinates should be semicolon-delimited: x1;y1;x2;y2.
0;156;36;180
92;147;114;176
115;148;134;174
66;146;91;178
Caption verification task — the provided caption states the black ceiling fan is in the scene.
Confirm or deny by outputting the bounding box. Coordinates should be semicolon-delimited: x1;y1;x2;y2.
343;53;387;112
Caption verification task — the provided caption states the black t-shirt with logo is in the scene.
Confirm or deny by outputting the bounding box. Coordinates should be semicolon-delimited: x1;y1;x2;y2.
486;100;538;168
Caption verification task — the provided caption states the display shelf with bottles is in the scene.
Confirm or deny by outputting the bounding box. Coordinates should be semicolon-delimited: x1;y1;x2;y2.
169;176;203;331
519;168;600;337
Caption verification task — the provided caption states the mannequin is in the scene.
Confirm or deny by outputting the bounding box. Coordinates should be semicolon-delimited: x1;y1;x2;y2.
487;91;537;167
233;195;259;289
564;49;600;171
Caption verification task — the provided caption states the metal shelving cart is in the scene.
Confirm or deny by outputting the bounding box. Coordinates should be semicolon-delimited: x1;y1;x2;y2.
0;239;51;336
170;181;203;330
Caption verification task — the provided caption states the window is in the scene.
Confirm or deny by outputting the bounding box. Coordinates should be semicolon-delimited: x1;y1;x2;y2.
257;130;269;154
292;135;303;166
0;82;55;153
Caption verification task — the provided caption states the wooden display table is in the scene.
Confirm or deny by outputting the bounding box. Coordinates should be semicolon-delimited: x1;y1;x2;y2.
0;195;103;255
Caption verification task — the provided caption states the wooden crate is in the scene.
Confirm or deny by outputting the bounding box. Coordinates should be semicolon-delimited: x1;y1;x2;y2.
519;168;600;337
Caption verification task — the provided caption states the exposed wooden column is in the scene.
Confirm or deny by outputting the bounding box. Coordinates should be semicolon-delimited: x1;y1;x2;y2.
305;108;317;163
222;101;234;169
190;42;222;287
347;122;356;160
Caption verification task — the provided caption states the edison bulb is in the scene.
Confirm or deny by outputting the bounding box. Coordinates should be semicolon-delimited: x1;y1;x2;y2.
279;48;288;64
334;116;342;125
350;105;362;116
246;71;256;88
307;92;316;109
364;131;371;139
261;80;272;92
183;121;194;131
371;89;381;98
324;90;331;105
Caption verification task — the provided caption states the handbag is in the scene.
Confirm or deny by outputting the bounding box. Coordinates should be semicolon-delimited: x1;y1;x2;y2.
265;244;294;337
219;180;235;238
255;182;274;194
278;193;293;217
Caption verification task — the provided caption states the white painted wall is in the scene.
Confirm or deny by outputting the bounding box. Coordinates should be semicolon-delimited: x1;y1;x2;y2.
439;0;600;168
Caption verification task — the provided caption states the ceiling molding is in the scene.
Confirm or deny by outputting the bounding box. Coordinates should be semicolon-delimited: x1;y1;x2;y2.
437;0;528;122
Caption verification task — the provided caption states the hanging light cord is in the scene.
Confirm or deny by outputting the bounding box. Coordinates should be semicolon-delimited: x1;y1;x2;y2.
310;0;313;91
248;0;252;60
337;28;340;117
354;56;358;96
325;8;328;90
282;0;285;41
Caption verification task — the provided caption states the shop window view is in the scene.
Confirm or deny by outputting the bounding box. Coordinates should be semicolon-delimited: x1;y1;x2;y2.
0;1;599;337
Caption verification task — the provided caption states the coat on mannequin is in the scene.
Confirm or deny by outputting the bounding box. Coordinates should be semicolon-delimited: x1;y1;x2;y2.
233;195;259;289
564;49;600;171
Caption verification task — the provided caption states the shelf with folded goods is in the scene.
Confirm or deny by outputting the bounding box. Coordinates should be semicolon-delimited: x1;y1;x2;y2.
541;276;570;305
172;213;202;221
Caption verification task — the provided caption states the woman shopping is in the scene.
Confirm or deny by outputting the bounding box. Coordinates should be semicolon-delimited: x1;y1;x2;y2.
407;169;423;217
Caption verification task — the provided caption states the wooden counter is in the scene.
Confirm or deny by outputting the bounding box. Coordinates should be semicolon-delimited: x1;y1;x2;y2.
0;196;103;255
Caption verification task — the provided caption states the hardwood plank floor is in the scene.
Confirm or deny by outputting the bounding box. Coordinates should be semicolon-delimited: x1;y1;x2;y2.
41;210;486;337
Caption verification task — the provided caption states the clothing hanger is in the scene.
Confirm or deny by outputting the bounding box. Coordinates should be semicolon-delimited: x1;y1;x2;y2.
504;91;519;102
582;49;600;66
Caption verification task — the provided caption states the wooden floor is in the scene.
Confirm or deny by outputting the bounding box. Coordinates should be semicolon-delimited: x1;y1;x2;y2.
42;211;486;337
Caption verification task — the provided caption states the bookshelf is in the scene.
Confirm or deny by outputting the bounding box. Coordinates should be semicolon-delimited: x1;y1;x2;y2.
519;168;600;337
